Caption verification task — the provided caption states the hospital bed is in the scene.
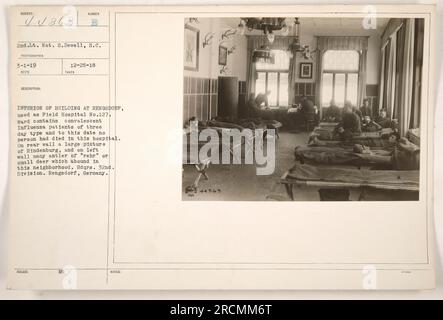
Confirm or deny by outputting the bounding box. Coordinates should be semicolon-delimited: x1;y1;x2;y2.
309;122;393;147
281;163;419;201
281;128;420;201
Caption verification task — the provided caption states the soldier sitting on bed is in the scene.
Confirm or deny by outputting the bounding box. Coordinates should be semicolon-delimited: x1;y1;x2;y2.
323;99;342;122
361;116;382;132
246;93;261;118
335;101;362;140
359;98;372;118
375;109;392;128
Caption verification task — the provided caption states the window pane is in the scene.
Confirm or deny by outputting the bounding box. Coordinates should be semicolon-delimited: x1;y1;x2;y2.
256;50;290;70
267;73;278;106
334;73;346;107
255;72;266;96
323;50;359;71
347;73;358;106
279;73;288;106
321;73;333;107
268;72;278;106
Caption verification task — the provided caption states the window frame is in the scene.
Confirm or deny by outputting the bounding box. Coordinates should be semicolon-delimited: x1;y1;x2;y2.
255;49;290;107
321;50;360;107
255;70;289;107
322;71;359;107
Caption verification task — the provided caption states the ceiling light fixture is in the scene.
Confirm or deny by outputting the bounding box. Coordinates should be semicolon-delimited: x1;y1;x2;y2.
252;45;275;64
238;17;287;43
240;17;311;60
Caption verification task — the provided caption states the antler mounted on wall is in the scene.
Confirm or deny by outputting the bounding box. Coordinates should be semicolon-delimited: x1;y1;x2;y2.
289;41;315;60
220;28;237;41
202;32;215;48
220;65;228;74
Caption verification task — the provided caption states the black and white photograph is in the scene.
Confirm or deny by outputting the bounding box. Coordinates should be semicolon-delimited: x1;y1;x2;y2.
300;62;313;79
182;16;424;201
2;1;439;294
218;45;228;65
184;24;200;71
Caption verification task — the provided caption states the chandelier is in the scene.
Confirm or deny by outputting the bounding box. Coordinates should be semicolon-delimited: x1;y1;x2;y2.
252;45;275;64
238;17;300;44
239;17;312;59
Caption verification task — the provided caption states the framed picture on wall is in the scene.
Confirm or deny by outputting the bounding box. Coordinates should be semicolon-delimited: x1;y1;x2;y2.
184;24;199;71
219;45;228;66
299;62;313;79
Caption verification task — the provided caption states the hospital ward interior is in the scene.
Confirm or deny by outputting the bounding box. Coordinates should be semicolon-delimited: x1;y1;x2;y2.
182;17;423;201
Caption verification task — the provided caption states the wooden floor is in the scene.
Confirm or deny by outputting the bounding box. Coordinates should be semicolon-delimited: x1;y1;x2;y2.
182;131;417;201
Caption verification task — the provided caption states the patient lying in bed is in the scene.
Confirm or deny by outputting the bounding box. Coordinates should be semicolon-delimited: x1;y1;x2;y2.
294;145;392;167
297;133;420;170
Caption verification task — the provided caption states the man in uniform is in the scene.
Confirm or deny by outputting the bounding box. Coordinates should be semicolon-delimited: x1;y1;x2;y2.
375;109;392;128
255;90;271;108
336;101;361;140
359;98;372;118
323;99;342;122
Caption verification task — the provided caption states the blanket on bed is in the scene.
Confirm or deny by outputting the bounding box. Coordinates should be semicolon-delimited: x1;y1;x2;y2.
286;163;419;190
294;145;392;166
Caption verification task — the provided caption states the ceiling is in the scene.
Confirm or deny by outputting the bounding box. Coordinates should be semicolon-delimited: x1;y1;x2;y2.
223;17;390;36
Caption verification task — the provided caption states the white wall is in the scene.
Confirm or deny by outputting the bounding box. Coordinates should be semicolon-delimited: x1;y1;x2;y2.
367;34;381;84
183;18;380;85
294;32;318;84
184;18;247;81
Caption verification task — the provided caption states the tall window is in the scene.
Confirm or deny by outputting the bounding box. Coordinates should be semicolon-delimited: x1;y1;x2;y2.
321;50;359;107
255;50;289;106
